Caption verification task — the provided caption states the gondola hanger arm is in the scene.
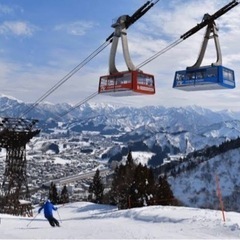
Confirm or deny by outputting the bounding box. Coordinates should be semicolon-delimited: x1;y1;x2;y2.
106;0;159;42
181;0;239;40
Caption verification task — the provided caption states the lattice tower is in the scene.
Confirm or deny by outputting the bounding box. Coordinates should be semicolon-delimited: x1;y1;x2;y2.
0;117;40;216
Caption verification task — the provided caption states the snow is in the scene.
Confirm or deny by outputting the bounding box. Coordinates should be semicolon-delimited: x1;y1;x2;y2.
53;157;75;165
131;151;155;166
168;148;240;211
1;202;240;239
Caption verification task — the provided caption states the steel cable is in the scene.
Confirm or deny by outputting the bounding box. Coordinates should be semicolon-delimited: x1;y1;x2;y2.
137;39;183;69
20;41;110;117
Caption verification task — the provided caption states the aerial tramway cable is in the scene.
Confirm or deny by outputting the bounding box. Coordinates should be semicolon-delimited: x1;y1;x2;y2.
57;91;99;119
20;41;111;117
54;1;162;119
53;0;239;118
20;0;238;118
20;0;160;118
137;39;183;69
73;2;239;113
138;0;239;68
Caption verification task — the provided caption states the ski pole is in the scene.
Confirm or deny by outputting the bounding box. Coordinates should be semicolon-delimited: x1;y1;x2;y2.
26;212;39;227
57;209;62;223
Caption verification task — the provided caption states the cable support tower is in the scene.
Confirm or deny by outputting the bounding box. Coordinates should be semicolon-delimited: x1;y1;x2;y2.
0;117;40;216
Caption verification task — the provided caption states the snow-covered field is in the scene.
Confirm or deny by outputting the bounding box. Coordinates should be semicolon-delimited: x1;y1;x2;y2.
1;202;240;239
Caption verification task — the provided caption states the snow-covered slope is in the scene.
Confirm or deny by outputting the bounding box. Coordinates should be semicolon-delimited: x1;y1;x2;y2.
169;148;240;212
1;201;240;239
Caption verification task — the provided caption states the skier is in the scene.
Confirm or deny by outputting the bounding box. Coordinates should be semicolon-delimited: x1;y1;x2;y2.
38;200;60;227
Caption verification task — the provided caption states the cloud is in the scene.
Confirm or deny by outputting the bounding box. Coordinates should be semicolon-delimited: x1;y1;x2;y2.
0;4;14;15
54;21;96;36
0;4;24;17
0;21;38;36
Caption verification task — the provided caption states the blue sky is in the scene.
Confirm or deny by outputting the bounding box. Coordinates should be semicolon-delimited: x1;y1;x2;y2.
0;0;239;111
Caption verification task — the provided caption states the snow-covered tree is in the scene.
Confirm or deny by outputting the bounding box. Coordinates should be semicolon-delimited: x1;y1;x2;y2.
129;164;156;208
110;151;157;209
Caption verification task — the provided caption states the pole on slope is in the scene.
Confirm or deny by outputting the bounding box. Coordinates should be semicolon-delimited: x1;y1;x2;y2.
215;174;226;222
26;212;39;227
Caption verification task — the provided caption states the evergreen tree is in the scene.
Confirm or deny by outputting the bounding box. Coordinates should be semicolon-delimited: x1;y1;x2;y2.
110;164;128;209
48;182;59;204
109;151;157;209
59;185;69;204
126;150;134;166
109;151;136;209
88;169;104;204
155;175;176;205
109;151;133;209
129;164;156;208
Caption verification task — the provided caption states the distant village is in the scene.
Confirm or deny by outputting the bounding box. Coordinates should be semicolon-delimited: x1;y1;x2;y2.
0;131;113;205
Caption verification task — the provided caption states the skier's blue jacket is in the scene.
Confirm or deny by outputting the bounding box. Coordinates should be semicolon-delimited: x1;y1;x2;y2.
38;200;57;218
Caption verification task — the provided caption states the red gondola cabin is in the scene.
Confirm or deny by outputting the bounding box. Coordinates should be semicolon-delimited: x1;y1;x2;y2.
98;70;155;96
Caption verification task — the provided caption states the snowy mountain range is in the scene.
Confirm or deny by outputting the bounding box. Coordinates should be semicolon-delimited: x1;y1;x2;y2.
1;95;240;211
2;94;239;155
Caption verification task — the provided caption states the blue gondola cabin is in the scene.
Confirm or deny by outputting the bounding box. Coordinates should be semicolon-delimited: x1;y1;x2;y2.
173;65;235;91
98;70;155;96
